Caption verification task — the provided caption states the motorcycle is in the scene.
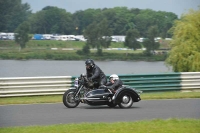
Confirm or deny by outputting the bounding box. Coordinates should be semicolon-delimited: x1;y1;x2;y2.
63;73;142;108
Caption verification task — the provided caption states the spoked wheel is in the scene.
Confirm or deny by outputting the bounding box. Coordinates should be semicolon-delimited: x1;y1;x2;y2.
118;93;133;108
63;89;80;108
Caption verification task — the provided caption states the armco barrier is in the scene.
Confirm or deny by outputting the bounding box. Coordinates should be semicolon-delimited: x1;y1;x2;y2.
118;72;200;92
0;76;73;97
0;72;200;97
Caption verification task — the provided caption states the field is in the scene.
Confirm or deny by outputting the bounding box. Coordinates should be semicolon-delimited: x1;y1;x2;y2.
0;40;169;61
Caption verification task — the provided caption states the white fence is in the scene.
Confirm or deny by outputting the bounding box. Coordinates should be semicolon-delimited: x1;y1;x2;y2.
0;72;200;98
0;76;73;97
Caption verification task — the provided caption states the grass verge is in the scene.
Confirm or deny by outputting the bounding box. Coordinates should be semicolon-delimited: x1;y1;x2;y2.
0;40;167;61
0;91;200;105
0;118;199;133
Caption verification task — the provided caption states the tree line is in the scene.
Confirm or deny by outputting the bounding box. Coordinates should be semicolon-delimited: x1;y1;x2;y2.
0;0;177;54
0;0;178;38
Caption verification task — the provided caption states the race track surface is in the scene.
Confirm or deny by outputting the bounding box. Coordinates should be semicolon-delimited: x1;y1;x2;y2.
0;99;200;127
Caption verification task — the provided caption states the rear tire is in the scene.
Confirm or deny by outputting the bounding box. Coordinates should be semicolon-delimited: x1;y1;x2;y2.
118;92;133;108
63;89;80;108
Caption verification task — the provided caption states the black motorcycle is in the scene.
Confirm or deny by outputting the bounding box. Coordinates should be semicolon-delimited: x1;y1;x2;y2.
63;73;142;108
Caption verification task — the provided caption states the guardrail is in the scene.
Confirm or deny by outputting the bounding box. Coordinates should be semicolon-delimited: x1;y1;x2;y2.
118;72;200;92
0;72;200;97
0;76;73;97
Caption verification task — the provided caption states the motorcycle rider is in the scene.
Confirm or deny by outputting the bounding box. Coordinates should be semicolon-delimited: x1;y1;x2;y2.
85;59;107;88
104;74;123;93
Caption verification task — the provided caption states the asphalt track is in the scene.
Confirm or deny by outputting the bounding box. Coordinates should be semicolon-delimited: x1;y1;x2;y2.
0;99;200;127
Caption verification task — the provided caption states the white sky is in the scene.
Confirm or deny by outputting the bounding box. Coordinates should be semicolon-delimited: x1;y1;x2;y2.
22;0;200;18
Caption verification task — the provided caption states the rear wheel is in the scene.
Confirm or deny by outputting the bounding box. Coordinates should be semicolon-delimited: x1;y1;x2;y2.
118;93;133;108
63;89;80;108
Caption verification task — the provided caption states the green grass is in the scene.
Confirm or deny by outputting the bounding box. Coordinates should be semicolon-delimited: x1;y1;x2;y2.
0;40;125;49
0;40;168;61
0;118;199;133
0;91;200;105
0;49;166;61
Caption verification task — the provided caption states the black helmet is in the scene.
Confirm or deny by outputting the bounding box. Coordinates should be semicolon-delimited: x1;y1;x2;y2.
85;59;94;69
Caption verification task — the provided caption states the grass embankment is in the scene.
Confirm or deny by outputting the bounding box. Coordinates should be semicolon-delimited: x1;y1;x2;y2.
0;119;199;133
0;40;127;48
0;40;167;61
0;91;200;105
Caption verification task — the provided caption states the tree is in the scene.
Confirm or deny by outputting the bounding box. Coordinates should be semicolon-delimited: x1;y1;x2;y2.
165;8;200;72
134;9;155;37
124;29;141;50
29;6;73;34
143;26;160;55
84;19;112;55
0;0;31;32
83;21;99;52
15;21;30;49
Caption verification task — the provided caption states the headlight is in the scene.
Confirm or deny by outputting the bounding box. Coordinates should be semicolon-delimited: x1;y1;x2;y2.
74;78;79;87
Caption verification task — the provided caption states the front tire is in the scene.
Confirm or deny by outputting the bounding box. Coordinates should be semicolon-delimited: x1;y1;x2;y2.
63;89;80;108
118;93;133;108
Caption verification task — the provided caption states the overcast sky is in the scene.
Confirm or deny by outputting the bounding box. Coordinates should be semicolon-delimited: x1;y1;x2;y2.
22;0;200;18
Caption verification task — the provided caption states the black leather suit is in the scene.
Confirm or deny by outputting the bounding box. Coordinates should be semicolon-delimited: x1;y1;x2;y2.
86;64;107;87
106;79;123;91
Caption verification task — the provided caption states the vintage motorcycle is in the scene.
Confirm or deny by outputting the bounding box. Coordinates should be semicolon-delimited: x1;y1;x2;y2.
63;73;142;108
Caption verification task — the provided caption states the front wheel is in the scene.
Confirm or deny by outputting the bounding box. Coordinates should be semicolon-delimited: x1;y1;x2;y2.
63;89;80;108
118;93;133;108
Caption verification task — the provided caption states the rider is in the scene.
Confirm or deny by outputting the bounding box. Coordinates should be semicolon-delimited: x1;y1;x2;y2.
105;74;123;93
85;59;107;88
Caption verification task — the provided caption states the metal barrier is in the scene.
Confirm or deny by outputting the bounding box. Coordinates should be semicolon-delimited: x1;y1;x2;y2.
0;76;73;97
0;72;200;97
118;72;200;92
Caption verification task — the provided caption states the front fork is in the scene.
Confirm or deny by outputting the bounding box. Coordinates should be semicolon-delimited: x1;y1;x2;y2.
74;85;84;101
